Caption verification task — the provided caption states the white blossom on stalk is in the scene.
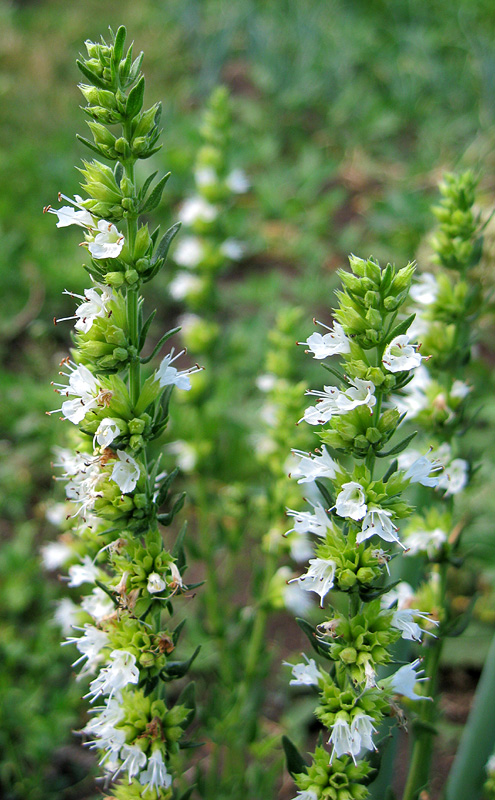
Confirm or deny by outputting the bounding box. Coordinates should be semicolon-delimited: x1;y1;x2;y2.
40;540;72;570
298;320;350;359
386;658;430;701
111;451;140;494
303;379;375;425
45;193;94;228
147;572;166;594
382;334;426;373
289;558;336;607
66;624;109;676
86;649;139;702
351;713;377;754
391;608;437;642
67;555;99;587
328;717;356;761
51;362;103;425
381;581;414;611
335;482;367;521
87;220;125;259
83;696;125;738
292;791;318;800
220;238;245;260
399;451;443;487
437;458;469;496
358;507;404;548
285;501;330;537
139;749;172;793
180;195;218;225
404;527;447;558
118;744;147;782
409;272;439;305
226;168;250;193
156;348;203;390
169;271;204;301
81;587;115;621
94;417;121;449
290;445;338;483
285;654;322;686
173;236;204;268
55;284;115;333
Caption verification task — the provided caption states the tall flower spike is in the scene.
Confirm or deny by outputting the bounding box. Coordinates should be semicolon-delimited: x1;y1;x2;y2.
45;26;199;796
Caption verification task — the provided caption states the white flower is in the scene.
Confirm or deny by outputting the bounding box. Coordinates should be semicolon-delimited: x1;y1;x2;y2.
299;320;351;359
226;168;250;194
289;558;336;607
288;532;314;563
165;440;197;472
111;451;140;494
303;379;375;425
220;238;245;260
335;482;367;521
66;624;109;676
86;649;139;702
404;527;447;558
93;725;127;766
436;458;468;496
285;654;322;686
40;540;72;570
381;581;414;611
54;597;79;633
119;744;147;782
409;273;439;305
394;364;432;418
50;362;102;425
95;418;121;449
169;271;204;300
386;658;429;701
351;713;377;755
83;696;125;738
451;380;471;400
256;373;277;393
87;220;125;259
285;502;330;537
45;501;68;527
391;608;437;642
383;334;426;373
68;555;99;587
156;348;202;391
147;572;166;594
400;451;443;487
173;236;204;268
290;446;338;483
283;581;313;615
292;791;318;800
358;507;403;548
180;195;218;225
45;193;94;228
81;587;115;621
139;749;172;793
195;166;217;186
328;716;355;761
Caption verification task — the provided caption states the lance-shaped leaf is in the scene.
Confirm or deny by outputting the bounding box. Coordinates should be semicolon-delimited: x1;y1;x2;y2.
126;75;145;119
139;173;171;214
282;735;308;779
152;222;181;264
161;645;200;681
376;431;417;458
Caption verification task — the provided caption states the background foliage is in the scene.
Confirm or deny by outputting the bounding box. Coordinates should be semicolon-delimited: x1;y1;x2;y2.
2;0;495;797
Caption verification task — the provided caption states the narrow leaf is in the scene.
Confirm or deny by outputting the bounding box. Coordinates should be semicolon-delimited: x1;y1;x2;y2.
376;431;417;458
76;59;108;89
140;172;171;214
76;134;106;157
152;222;181;264
139;170;158;203
315;479;334;509
385;313;417;344
113;26;126;64
163;645;201;680
138;309;157;352
126;75;145;119
282;735;308;778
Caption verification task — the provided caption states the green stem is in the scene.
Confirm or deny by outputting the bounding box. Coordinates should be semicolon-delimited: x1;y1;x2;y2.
402;562;448;800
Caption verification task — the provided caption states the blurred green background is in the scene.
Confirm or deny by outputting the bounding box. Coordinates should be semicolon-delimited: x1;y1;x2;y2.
2;0;495;797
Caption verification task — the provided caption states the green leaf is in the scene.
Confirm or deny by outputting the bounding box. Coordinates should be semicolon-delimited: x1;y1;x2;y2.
173;522;188;572
140;326;181;364
140;173;171;214
142;675;159;697
162;645;200;680
172;618;187;645
113;25;127;64
382;459;398;482
138;309;157;352
315;479;334;509
282;735;308;778
76;59;108;89
295;617;327;656
126;75;145;119
152;222;181;264
177;788;195;800
176;681;196;727
376;431;417;458
385;313;416;344
138;170;158;203
94;579;119;606
114;161;124;184
76;134;106;157
321;362;344;383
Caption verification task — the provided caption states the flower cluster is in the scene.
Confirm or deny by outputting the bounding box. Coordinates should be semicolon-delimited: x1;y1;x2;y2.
283;256;438;799
44;28;199;798
169;85;248;309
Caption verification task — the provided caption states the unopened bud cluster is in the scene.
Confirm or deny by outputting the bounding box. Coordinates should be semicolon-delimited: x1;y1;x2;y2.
44;27;200;799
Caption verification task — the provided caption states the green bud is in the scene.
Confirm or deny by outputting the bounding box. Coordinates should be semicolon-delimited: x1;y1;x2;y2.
338;569;357;590
106;272;125;287
129;418;146;434
365;427;382;444
339;646;357;664
356;567;376;584
134;226;152;259
129;434;144;451
125;269;139;285
115;137;131;158
134;493;147;509
112;347;128;362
